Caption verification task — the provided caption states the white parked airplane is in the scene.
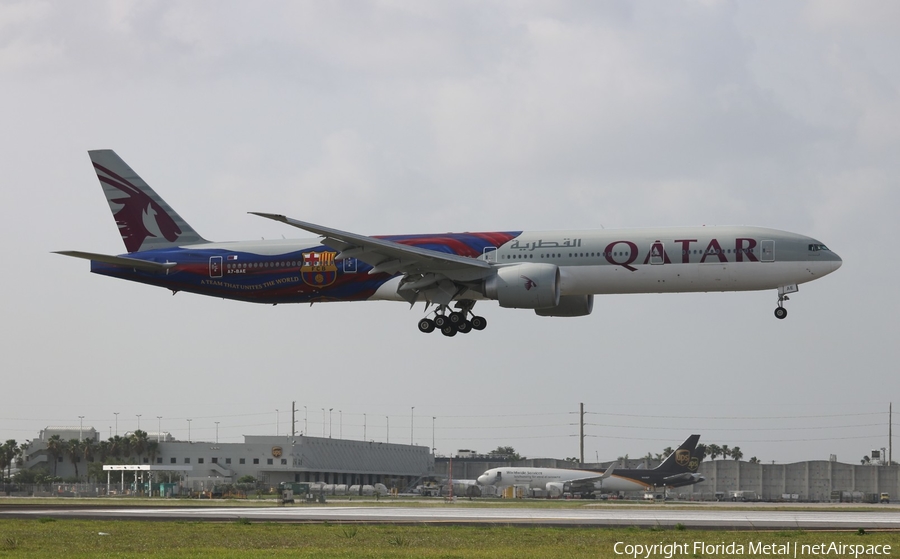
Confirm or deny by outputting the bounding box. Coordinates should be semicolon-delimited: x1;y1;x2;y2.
477;435;705;497
57;151;843;335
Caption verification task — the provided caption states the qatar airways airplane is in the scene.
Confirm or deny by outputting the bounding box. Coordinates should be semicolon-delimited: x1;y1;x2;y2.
57;150;842;336
476;435;705;497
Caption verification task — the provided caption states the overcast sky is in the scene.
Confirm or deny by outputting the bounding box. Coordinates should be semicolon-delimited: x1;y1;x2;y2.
2;1;898;465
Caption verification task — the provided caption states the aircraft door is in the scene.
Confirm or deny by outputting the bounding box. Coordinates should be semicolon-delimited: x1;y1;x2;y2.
650;241;665;265
482;247;497;263
760;240;775;262
209;256;223;278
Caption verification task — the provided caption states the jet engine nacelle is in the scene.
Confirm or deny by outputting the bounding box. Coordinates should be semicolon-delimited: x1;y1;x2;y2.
484;263;560;309
534;294;594;317
545;482;566;497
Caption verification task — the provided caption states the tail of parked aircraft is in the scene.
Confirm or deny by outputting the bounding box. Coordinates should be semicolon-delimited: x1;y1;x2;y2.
89;150;208;253
653;434;700;473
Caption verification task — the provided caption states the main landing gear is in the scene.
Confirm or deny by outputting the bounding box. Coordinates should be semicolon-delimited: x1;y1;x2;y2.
417;302;487;337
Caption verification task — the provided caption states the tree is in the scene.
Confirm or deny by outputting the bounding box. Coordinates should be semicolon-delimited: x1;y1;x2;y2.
0;440;17;481
488;446;523;461
237;475;257;484
661;446;674;459
706;444;721;460
720;445;731;460
46;435;64;477
66;439;81;478
130;430;149;459
748;456;760;464
730;446;743;461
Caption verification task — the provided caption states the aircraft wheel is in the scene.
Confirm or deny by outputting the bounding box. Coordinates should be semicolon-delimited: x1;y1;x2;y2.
456;320;472;334
470;316;487;330
441;324;457;337
418;318;436;333
774;307;787;320
434;315;449;328
449;311;465;325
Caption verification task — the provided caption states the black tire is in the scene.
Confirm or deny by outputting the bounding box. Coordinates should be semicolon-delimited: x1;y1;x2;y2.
471;316;487;330
456;320;472;334
774;307;787;320
449;312;465;324
434;315;448;328
418;318;435;333
441;325;457;337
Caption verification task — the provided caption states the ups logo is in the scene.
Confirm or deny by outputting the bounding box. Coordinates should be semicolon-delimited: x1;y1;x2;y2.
675;449;690;466
272;446;283;458
688;457;700;472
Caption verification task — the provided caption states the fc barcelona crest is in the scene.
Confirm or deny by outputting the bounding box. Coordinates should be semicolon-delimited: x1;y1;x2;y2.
301;251;338;287
675;449;691;467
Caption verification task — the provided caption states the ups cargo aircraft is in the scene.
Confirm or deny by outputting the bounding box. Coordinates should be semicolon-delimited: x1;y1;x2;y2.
476;435;705;497
57;151;842;336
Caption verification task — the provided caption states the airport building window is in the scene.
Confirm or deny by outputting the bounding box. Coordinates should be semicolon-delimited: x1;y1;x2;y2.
253;458;259;465
211;457;217;464
198;458;204;464
184;458;190;464
267;458;274;465
240;458;245;465
156;457;162;464
225;458;231;465
170;457;176;464
281;459;287;465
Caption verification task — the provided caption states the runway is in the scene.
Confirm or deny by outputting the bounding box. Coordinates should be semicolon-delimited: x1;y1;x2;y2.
3;505;899;530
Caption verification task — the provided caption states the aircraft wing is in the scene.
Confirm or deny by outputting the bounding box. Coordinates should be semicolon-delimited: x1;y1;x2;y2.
54;251;177;273
250;212;495;305
561;464;617;492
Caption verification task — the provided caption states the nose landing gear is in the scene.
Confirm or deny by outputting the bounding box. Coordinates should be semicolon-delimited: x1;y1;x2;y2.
774;285;798;319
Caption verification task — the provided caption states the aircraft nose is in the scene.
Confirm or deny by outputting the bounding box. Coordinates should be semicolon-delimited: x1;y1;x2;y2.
832;253;843;272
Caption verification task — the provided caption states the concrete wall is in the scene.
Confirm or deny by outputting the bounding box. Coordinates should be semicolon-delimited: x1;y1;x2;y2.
688;460;899;501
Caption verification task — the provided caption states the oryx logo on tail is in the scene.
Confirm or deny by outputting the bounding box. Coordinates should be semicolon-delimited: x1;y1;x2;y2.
89;150;207;253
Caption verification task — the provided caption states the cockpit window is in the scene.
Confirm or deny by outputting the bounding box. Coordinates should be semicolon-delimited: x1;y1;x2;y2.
808;244;829;252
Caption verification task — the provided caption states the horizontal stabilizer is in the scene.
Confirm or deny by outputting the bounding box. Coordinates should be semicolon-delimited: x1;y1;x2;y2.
54;251;176;272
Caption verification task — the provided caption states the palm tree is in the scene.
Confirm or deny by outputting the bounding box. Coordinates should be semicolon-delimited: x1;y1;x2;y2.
720;445;731;460
81;438;96;465
46;436;64;477
748;456;760;464
661;446;674;459
96;440;111;462
66;439;82;478
730;446;743;461
706;444;722;460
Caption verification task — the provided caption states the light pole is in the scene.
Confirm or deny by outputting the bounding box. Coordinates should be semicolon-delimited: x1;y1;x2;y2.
321;408;326;437
432;416;436;454
386;415;390;444
410;406;415;445
78;416;84;441
114;412;119;436
136;414;142;432
329;408;333;438
364;413;367;441
304;406;308;435
187;419;192;443
157;416;162;443
215;421;220;444
276;409;279;436
339;410;342;439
